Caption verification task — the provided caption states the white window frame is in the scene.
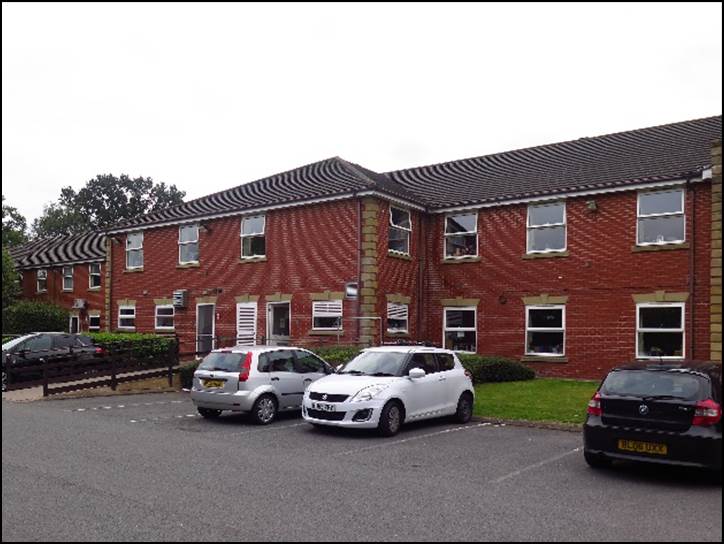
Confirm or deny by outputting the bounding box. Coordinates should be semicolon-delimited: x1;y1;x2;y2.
527;201;567;254
387;302;409;334
240;215;266;259
444;213;478;259
312;300;343;331
178;224;200;265
36;269;48;293
62;265;74;292
388;207;412;256
636;302;685;360
636;188;686;247
525;305;566;357
126;232;144;270
88;314;101;332
88;263;102;290
442;306;477;353
155;305;175;331
118;305;136;330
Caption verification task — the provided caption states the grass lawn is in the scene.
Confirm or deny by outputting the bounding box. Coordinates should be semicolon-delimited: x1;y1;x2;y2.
473;378;600;425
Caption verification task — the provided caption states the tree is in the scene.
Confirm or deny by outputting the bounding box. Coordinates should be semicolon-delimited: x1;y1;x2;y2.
32;174;186;238
2;195;29;247
2;246;20;310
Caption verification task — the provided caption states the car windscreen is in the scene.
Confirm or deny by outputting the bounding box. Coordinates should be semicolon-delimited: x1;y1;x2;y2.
197;352;247;372
600;370;710;401
338;351;408;377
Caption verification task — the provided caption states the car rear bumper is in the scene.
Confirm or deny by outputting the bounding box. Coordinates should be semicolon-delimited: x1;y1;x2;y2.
190;389;255;412
583;418;722;470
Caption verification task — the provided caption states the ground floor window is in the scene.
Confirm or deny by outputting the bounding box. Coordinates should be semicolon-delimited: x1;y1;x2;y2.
312;300;343;330
525;305;565;356
636;303;685;359
89;314;101;332
155;305;175;331
118;306;136;329
387;303;409;333
443;307;476;352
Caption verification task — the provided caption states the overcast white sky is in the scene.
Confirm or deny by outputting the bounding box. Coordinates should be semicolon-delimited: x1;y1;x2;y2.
2;2;722;225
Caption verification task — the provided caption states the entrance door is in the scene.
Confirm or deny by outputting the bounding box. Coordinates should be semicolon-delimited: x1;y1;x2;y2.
197;304;216;354
69;316;80;334
267;302;290;346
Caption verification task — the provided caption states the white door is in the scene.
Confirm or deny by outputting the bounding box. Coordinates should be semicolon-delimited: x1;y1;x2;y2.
236;302;257;346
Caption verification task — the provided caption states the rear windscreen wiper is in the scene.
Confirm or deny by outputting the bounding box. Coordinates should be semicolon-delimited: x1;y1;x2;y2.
642;395;690;402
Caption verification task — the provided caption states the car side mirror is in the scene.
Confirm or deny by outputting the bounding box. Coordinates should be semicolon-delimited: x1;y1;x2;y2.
408;368;426;379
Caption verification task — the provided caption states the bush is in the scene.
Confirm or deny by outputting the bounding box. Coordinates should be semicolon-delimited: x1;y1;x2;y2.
2;301;69;335
458;354;535;384
88;332;177;361
310;345;361;366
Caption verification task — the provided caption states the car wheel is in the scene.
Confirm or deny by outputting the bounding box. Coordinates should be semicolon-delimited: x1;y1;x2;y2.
584;450;612;469
251;394;278;425
198;407;222;419
454;392;474;423
378;401;404;437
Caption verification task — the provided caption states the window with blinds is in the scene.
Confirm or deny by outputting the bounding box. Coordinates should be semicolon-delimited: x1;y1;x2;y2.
236;302;258;346
387;302;409;333
312;300;343;330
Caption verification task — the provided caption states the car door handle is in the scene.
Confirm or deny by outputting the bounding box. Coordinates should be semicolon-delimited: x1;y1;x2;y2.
271;377;280;382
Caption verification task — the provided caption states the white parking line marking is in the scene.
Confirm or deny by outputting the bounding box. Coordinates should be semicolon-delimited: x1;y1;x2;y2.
66;399;188;413
333;423;494;457
490;447;582;484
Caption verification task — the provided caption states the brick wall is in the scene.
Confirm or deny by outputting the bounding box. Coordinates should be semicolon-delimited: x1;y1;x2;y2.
422;184;712;379
109;200;361;353
19;264;106;331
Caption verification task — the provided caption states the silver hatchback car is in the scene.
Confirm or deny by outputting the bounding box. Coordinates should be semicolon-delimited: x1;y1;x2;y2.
191;346;334;425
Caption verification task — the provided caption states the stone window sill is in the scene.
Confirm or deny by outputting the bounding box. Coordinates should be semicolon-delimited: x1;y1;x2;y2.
308;330;345;336
442;256;482;264
522;251;569;260
388;251;413;261
124;268;144;274
521;355;568;363
176;263;200;269
631;242;689;253
239;257;268;264
386;332;410;338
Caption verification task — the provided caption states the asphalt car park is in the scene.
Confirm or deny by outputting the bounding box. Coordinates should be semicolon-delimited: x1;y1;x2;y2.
2;392;722;542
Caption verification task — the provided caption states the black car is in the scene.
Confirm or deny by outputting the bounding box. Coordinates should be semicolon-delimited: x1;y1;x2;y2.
583;361;722;474
2;332;103;391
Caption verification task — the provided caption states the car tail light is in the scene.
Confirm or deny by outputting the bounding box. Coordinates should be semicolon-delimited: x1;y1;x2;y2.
95;347;106;356
238;352;253;382
692;399;722;426
587;392;602;417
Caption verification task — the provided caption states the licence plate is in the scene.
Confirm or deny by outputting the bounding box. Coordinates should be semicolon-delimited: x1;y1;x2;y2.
618;439;668;456
203;379;225;389
311;402;336;412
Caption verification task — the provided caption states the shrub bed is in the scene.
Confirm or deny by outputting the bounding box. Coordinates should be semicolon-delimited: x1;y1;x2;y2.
2;301;69;335
310;345;361;366
458;354;535;384
88;332;177;361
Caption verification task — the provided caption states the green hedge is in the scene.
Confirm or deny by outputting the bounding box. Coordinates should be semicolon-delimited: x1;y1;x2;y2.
458;354;535;384
310;345;361;366
2;301;69;335
88;332;177;360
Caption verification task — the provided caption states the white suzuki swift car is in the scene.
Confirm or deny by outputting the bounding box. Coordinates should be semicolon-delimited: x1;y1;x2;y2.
302;346;475;436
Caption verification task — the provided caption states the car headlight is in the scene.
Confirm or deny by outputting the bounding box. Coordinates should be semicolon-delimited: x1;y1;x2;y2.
350;384;390;403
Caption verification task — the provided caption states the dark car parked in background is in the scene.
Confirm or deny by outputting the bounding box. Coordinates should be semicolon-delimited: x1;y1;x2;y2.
583;361;722;476
2;333;103;391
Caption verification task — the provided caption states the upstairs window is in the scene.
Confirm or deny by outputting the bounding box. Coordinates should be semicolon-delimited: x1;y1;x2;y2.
388;207;411;255
89;263;102;289
178;225;200;264
126;232;144;269
36;269;48;293
312;300;343;331
62;266;74;291
637;189;685;246
444;213;478;258
526;305;565;356
527;202;566;253
241;215;265;258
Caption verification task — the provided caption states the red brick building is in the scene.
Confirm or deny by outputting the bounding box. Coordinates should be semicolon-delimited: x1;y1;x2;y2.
9;232;107;333
12;116;723;378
